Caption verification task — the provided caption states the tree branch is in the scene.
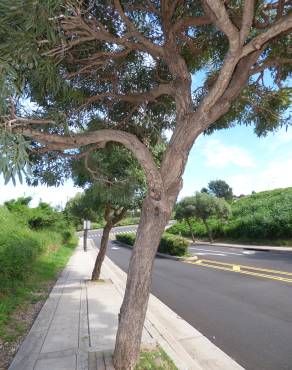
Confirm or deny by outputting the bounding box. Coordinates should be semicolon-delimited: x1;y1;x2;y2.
241;13;292;58
203;0;240;51
82;83;174;108
114;0;164;58
15;127;164;200
240;0;255;44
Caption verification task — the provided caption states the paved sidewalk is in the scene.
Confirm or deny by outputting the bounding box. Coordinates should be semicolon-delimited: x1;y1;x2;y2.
9;239;244;370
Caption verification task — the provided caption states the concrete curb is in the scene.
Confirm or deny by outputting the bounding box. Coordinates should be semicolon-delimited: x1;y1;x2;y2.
91;240;244;370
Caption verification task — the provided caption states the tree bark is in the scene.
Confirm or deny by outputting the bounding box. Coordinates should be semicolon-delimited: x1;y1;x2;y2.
91;206;127;281
91;222;112;280
186;218;195;242
113;194;172;370
203;219;213;243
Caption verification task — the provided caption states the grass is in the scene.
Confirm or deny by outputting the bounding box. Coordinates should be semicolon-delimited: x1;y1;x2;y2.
0;237;77;343
136;347;177;370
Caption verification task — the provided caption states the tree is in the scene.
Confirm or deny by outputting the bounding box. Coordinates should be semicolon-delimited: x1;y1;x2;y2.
175;197;197;241
192;192;231;242
0;2;291;368
206;179;233;201
67;144;146;280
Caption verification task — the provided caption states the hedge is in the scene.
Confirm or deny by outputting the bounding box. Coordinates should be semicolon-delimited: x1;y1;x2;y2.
116;232;189;256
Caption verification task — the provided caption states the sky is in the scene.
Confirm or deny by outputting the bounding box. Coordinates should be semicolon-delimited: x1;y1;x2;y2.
1;124;291;207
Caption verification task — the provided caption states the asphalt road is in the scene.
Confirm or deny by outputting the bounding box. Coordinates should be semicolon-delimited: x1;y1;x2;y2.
88;226;292;370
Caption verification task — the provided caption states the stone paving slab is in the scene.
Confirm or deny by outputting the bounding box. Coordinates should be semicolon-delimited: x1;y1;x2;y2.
8;240;152;370
9;238;244;370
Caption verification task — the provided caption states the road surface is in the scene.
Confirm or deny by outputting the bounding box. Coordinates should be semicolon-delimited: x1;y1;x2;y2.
88;225;292;370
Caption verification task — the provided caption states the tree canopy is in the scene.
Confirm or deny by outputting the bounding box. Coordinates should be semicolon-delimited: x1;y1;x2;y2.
0;1;291;187
203;179;234;201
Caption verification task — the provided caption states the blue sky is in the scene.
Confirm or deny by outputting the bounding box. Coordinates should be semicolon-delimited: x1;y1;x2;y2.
1;124;291;207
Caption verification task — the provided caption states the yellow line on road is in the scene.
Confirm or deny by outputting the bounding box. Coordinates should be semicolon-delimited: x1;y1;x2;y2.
193;258;292;276
185;259;292;284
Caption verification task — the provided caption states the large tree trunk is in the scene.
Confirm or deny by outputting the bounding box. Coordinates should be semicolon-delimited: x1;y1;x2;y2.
203;219;213;243
186;218;195;242
91;223;112;280
113;195;172;370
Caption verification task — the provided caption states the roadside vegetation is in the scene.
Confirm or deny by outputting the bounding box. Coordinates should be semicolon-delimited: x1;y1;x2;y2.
116;232;190;257
168;187;292;245
0;197;77;369
136;346;177;370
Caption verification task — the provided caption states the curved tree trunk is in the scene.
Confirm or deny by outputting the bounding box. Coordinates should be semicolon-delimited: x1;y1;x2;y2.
91;206;127;281
91;223;112;280
186;218;195;242
113;195;172;370
203;219;213;243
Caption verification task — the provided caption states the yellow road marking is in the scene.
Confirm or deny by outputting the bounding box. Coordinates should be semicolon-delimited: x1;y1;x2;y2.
185;259;292;284
193;258;292;276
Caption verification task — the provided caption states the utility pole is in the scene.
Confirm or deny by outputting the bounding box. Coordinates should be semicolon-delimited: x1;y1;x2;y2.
83;220;91;252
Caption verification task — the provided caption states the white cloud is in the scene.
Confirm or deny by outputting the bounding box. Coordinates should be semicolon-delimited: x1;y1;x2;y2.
227;157;292;195
202;139;255;168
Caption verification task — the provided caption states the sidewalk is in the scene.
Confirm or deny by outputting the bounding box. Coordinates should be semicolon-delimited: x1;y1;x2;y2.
9;239;244;370
194;241;292;253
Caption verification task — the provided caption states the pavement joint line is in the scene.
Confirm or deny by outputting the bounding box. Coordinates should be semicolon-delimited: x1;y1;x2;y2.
186;260;292;284
38;270;71;355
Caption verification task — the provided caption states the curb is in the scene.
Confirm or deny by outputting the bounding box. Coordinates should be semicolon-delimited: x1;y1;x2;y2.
91;240;244;370
113;239;198;262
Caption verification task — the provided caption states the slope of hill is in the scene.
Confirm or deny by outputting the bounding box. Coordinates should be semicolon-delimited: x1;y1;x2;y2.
168;187;292;244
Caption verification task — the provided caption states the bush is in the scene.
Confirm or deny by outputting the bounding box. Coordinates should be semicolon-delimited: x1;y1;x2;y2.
116;233;136;245
159;233;189;256
116;232;190;256
0;199;75;289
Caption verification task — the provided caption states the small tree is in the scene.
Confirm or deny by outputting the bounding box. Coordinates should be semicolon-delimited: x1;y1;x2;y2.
192;192;231;243
70;144;146;280
175;197;197;241
207;179;234;201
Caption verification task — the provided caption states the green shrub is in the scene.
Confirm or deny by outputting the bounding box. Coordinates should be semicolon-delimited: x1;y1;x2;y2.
159;233;189;256
0;199;75;289
116;233;136;245
116;232;189;256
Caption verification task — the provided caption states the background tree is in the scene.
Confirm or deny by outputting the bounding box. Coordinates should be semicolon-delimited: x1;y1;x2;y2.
203;179;234;201
0;2;291;368
192;192;231;242
68;143;146;280
64;192;101;228
175;197;197;241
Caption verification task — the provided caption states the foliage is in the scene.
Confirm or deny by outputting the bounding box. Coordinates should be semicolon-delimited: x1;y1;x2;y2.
174;193;231;242
0;197;74;288
65;144;147;228
204;180;233;201
136;347;177;370
116;232;190;257
175;197;197;221
0;237;77;351
0;1;291;183
168;187;292;242
0;130;31;185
